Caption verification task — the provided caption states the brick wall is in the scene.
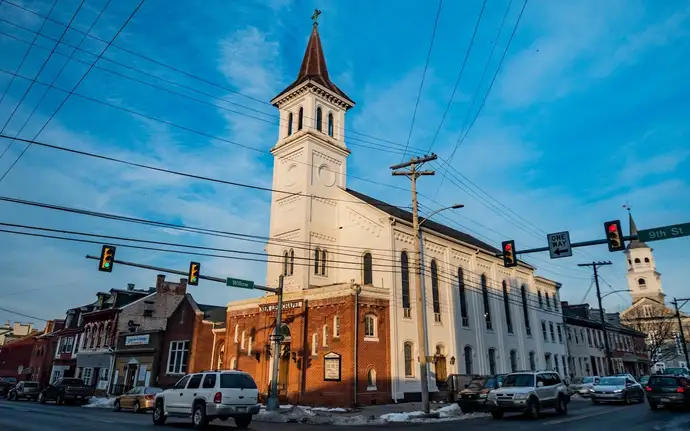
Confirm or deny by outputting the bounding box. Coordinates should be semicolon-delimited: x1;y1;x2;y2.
191;320;215;373
224;291;391;407
158;296;194;388
117;275;187;334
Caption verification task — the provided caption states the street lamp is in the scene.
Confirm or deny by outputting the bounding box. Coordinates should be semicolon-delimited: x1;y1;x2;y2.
414;203;463;414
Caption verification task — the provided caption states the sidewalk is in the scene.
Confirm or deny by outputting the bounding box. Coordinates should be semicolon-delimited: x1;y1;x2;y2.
256;401;490;426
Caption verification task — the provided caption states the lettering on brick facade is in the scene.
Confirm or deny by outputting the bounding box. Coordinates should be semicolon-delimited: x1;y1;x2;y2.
259;301;303;313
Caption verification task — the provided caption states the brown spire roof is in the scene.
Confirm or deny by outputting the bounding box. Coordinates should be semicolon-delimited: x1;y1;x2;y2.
627;212;649;249
271;21;354;107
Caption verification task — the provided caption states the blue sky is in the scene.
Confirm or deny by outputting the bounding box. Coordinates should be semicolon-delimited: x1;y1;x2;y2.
0;0;688;326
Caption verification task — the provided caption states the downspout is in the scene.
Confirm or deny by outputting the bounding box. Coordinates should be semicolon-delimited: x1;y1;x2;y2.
210;323;217;370
353;282;361;407
389;218;399;403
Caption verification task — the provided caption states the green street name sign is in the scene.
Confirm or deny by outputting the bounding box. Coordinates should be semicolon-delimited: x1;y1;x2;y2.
638;222;690;242
226;277;255;289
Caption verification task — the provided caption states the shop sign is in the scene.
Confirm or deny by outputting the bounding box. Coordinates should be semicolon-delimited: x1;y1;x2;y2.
124;334;150;346
259;301;303;313
323;352;341;382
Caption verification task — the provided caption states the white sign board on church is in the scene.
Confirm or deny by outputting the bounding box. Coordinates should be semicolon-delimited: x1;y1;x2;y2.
547;231;572;259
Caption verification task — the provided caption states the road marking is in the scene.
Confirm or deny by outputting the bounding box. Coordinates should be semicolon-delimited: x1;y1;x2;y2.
89;419;115;424
542;406;636;425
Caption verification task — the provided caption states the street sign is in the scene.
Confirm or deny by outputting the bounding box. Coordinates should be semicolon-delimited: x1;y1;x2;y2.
226;277;255;289
638;222;690;242
547;231;573;259
269;334;284;342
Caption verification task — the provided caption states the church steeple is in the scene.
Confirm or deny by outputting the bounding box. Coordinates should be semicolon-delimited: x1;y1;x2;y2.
624;208;663;303
271;10;354;108
627;212;649;250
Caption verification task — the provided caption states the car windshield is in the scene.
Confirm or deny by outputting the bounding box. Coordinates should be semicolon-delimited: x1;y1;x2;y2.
599;377;625;386
582;377;595;384
502;374;534;387
60;378;83;386
664;368;688;376
650;377;679;387
23;382;38;387
640;376;650;384
1;377;18;382
466;378;486;389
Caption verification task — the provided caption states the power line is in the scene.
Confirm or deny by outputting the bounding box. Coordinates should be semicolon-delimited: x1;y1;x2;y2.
425;0;487;153
400;0;443;161
0;0;86;135
0;0;147;184
0;0;112;162
0;306;48;322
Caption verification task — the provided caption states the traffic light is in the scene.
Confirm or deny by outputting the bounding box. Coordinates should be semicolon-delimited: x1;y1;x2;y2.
502;240;517;268
98;245;116;272
604;220;625;252
188;261;200;286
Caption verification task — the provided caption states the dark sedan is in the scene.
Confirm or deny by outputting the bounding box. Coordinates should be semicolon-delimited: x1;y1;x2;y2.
646;375;689;410
458;374;505;413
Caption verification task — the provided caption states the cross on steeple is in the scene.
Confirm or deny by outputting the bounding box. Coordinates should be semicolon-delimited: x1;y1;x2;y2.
311;9;322;27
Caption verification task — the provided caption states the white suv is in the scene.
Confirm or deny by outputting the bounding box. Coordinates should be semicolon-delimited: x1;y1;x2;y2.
152;370;260;429
487;371;570;419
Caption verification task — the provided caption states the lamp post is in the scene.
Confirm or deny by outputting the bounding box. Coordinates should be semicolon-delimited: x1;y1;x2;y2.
415;203;463;414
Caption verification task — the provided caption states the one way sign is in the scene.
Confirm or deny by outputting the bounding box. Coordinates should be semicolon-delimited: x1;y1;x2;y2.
547;231;573;259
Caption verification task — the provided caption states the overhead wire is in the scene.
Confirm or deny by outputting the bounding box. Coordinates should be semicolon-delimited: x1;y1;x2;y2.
0;305;48;322
400;0;444;161
0;0;147;183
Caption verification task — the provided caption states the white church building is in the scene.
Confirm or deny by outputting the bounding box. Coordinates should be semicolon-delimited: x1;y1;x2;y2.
218;16;567;407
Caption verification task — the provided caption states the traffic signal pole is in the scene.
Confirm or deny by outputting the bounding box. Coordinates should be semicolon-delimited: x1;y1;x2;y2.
391;153;437;415
672;298;690;367
266;275;285;412
578;261;613;374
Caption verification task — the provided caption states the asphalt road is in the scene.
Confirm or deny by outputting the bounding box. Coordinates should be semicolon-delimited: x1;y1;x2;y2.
0;398;688;430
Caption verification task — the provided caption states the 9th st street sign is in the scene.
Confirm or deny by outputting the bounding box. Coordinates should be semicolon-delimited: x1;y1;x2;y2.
638;222;690;242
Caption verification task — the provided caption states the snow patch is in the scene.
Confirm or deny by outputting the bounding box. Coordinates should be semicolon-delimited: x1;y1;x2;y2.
82;397;115;409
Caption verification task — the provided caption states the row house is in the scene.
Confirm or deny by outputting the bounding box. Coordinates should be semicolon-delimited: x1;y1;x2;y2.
0;325;43;381
50;304;95;382
563;303;648;378
28;320;66;388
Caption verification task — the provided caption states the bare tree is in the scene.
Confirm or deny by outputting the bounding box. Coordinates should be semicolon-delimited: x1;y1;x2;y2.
623;306;678;364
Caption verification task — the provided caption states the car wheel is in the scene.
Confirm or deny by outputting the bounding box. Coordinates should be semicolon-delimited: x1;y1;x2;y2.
525;398;540;419
234;415;252;429
8;392;15;401
56;394;64;405
490;411;504;420
133;401;140;413
38;392;46;404
592;398;599;405
649;402;659;411
624;393;631;405
113;399;121;412
555;396;568;415
152;400;166;425
192;403;209;429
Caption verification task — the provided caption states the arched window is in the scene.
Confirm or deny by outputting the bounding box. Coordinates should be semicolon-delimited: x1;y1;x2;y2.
464;345;473;374
481;274;492;330
234;324;239;343
297;107;303;130
458;267;468;327
554;354;560;374
431;260;440;319
367;368;377;391
503;281;513;333
400;252;410;315
362;252;373;285
327;112;334;137
521;286;531;336
311;333;318;355
404;342;414;377
322;325;329;347
538;291;543;308
545;292;551;309
321;249;327;275
638;278;646;286
333;316;341;338
314;248;320;275
644;257;650;263
248;328;255;355
84;327;91;349
316;107;323;131
283;251;289;276
488;348;497;374
634;258;641;263
216;343;225;369
510;350;518;372
529;351;536;371
103;323;111;348
230;357;237;370
364;314;377;339
287;112;293;136
545;352;552;370
289;249;295;275
241;330;246;350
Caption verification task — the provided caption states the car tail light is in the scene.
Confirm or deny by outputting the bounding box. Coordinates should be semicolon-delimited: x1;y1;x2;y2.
677;387;685;393
213;392;222;403
645;386;652;392
144;395;154;400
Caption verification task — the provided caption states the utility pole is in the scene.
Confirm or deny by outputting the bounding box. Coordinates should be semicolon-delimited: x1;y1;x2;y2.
266;275;285;411
391;153;437;414
672;298;690;367
578;261;613;375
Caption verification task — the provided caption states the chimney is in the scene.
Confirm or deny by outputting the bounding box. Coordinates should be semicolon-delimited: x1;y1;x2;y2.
127;283;135;291
155;274;187;295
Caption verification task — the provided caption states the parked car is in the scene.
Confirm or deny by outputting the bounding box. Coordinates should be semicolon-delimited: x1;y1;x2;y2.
114;386;163;413
487;371;570;419
0;376;18;398
639;375;650;386
152;370;260;429
663;367;690;377
590;376;644;404
568;376;600;397
7;381;39;401
645;374;690;410
458;374;505;413
38;378;95;405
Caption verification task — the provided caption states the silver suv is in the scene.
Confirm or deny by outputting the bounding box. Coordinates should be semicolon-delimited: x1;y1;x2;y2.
487;371;570;419
153;370;260;429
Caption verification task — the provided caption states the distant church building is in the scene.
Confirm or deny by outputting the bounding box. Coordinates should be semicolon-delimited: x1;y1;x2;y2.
213;16;567;407
620;213;689;370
